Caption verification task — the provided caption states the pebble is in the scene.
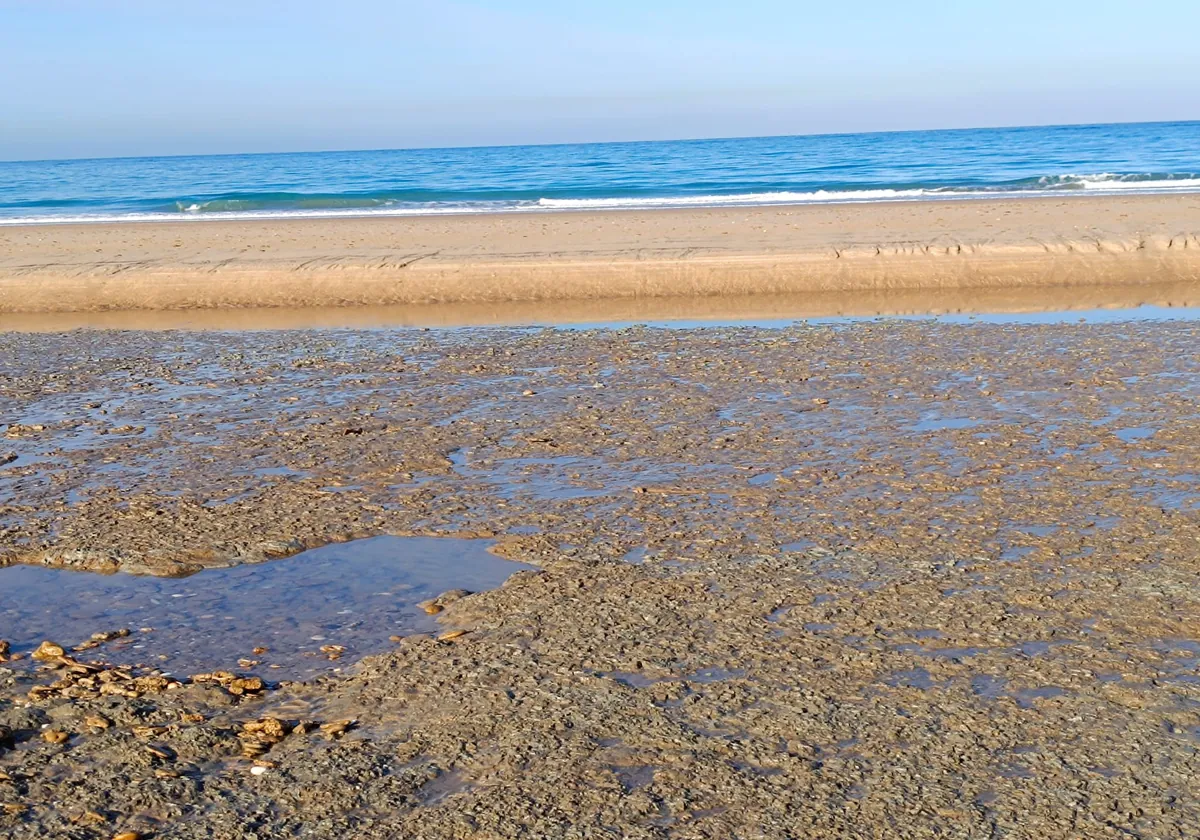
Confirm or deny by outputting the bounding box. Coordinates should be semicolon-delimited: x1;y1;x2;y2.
31;640;65;661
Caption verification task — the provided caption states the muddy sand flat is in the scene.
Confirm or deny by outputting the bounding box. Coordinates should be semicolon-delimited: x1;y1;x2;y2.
1;321;1199;838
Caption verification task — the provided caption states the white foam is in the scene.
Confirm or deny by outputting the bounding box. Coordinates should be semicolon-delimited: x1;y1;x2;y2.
0;205;513;226
1079;177;1200;191
3;178;1199;226
535;189;956;209
1033;173;1200;191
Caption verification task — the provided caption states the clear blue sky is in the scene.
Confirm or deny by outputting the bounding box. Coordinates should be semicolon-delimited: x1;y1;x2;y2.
3;0;1198;161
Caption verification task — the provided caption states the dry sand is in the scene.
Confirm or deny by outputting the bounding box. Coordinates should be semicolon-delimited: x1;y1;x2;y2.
2;194;1199;314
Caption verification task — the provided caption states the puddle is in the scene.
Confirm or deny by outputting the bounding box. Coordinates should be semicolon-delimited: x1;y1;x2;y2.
611;765;657;792
450;449;683;501
621;546;652;565
804;622;837;633
607;666;745;688
971;674;1008;700
1114;427;1157;443
913;416;985;432
609;671;660;688
413;767;474;806
686;666;746;683
885;668;937;690
766;605;792;623
0;535;531;680
1014;686;1068;708
897;643;990;660
732;761;784;777
1019;640;1064;657
999;763;1036;780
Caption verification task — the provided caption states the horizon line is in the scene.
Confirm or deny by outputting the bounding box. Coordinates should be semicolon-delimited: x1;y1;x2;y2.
2;118;1196;166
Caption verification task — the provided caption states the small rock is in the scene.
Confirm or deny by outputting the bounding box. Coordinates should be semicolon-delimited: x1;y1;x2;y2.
93;629;131;642
41;728;70;745
436;589;472;606
4;423;45;438
32;641;65;661
319;719;355;740
228;677;265;696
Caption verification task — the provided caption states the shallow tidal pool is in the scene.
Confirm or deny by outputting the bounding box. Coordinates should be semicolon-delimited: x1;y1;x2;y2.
0;535;530;680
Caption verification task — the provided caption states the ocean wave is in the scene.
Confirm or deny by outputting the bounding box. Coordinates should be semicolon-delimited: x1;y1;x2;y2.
174;195;412;213
535;188;966;209
3;172;1200;225
1078;176;1200;191
1022;173;1200;191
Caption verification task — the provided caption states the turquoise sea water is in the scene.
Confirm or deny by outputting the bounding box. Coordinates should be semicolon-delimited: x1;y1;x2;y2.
1;121;1198;224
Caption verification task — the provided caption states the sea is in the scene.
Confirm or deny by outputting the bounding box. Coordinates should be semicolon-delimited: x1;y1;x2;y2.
1;121;1197;225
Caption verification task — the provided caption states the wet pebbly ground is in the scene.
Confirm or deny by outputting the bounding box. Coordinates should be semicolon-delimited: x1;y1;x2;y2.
1;321;1199;838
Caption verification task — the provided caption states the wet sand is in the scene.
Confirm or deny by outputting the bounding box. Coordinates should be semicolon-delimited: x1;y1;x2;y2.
2;321;1199;837
1;278;1199;332
2;194;1200;314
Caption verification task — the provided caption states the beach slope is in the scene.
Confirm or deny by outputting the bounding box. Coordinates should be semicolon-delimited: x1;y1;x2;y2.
1;194;1198;313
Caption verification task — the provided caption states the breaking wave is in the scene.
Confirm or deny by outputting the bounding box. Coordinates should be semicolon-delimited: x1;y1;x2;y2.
2;173;1199;226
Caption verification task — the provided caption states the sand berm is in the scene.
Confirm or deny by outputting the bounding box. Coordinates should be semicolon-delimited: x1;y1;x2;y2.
1;194;1199;313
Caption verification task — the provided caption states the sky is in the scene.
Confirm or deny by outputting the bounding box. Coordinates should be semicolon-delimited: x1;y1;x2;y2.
2;0;1199;161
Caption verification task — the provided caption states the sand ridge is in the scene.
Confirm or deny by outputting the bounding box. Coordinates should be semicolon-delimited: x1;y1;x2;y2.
2;193;1199;313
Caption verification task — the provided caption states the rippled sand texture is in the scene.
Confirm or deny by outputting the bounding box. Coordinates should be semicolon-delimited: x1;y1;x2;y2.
2;322;1200;838
2;194;1200;314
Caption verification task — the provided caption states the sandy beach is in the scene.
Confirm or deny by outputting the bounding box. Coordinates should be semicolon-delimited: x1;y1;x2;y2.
7;4;1200;836
2;194;1199;314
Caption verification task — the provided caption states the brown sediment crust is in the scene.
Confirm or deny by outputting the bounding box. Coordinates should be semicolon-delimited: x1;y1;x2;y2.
1;193;1199;314
3;322;1200;837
